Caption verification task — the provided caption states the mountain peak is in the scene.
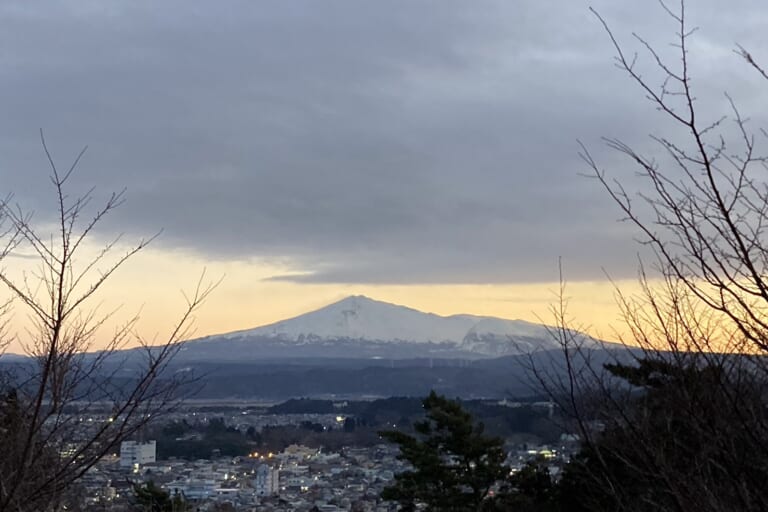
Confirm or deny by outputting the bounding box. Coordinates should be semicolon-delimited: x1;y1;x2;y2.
214;296;588;356
333;294;378;306
231;295;480;344
330;295;418;312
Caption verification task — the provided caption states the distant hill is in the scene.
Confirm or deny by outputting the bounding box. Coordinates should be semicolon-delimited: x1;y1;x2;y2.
0;296;619;399
173;295;602;361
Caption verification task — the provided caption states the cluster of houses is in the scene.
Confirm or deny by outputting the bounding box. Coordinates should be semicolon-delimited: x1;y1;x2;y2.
79;442;403;511
77;434;579;511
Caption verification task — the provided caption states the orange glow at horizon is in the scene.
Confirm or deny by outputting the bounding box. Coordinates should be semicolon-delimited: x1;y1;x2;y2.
1;245;639;353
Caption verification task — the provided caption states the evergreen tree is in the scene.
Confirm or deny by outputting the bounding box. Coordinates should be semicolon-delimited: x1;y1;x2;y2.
133;481;189;512
492;459;558;512
0;389;61;510
557;358;768;511
380;391;509;512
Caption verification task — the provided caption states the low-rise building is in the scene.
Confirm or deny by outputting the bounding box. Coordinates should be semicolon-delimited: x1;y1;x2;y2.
254;464;280;497
119;440;156;469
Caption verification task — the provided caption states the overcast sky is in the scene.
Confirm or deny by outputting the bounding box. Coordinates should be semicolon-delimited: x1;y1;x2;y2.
2;0;766;287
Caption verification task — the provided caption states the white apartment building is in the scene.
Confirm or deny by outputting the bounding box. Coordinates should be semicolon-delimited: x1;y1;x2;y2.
253;465;280;496
119;440;157;469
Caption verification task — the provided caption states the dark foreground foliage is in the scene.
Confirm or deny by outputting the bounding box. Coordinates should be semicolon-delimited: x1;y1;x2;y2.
380;392;554;512
384;360;768;512
557;358;768;512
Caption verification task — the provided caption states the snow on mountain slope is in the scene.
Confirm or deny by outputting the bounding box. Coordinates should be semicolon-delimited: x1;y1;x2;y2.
217;295;581;355
465;318;552;340
461;318;558;355
227;295;484;343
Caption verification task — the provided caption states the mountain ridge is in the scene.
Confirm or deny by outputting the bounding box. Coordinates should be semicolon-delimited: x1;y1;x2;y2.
192;295;583;358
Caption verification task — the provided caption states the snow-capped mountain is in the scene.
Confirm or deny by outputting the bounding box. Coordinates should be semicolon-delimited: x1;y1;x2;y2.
189;295;596;358
227;295;482;344
460;318;555;356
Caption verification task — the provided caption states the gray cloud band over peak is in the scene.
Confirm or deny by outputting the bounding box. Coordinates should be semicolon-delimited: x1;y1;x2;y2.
1;0;765;284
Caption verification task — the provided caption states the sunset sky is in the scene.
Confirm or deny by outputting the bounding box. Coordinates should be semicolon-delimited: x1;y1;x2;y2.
1;1;766;350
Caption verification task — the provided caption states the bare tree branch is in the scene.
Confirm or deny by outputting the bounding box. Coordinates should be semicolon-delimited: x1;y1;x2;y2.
0;138;217;511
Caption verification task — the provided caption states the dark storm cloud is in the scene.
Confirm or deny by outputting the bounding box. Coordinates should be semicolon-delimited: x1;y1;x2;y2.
1;0;765;283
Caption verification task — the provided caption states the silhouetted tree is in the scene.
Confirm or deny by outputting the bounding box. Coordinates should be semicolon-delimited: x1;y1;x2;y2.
529;2;768;511
492;459;558;512
556;359;768;511
133;481;189;512
380;391;509;512
0;136;217;511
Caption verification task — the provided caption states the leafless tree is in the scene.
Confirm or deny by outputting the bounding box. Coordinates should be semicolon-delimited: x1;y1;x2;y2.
0;135;217;511
529;2;768;510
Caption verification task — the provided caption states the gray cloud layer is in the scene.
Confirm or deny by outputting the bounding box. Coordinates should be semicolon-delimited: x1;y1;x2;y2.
1;0;766;283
